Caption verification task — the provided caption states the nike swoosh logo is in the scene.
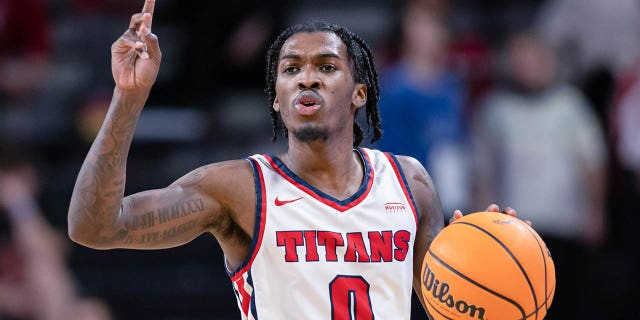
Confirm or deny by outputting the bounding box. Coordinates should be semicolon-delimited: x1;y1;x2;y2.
274;196;303;206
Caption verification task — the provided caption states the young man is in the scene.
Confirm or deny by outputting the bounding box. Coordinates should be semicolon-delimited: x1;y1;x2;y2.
68;1;511;318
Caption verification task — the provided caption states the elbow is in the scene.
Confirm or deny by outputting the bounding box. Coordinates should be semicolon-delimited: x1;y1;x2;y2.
67;213;87;244
67;217;115;250
67;226;93;248
67;225;89;247
68;229;115;250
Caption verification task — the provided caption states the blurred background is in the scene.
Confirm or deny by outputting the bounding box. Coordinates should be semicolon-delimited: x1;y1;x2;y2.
1;0;639;319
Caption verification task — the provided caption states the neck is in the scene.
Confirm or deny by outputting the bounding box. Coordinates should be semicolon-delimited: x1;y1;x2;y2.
280;137;363;200
284;136;355;173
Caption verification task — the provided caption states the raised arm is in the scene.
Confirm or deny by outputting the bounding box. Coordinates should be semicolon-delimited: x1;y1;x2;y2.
67;0;210;250
396;156;445;314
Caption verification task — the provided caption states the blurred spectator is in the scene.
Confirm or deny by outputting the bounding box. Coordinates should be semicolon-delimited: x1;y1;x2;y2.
608;60;640;298
447;16;494;115
0;0;50;98
376;0;470;216
0;0;52;144
612;63;640;193
536;0;640;82
0;150;113;320
472;32;607;319
536;0;640;128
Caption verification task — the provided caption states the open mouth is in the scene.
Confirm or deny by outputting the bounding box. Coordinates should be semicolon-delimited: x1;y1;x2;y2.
294;91;323;115
299;96;317;106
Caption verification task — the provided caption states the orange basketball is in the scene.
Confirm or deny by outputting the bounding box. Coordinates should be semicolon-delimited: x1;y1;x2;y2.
421;211;555;320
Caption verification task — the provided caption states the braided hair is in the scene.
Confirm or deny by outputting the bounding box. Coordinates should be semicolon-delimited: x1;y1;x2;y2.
264;22;382;146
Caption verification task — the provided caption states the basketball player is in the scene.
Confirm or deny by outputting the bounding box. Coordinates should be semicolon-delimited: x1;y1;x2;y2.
67;1;515;318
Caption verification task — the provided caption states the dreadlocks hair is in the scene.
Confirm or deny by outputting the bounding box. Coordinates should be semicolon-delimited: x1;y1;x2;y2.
264;22;383;146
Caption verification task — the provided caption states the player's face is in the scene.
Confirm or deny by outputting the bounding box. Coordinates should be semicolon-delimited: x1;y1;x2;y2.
273;32;367;143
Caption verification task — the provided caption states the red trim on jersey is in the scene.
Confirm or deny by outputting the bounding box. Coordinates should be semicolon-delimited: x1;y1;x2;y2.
384;153;420;227
263;151;374;212
234;275;251;317
230;158;267;281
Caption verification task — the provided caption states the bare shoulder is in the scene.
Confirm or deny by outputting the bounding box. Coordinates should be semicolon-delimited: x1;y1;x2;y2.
171;159;256;223
171;159;254;191
394;155;433;197
394;155;443;226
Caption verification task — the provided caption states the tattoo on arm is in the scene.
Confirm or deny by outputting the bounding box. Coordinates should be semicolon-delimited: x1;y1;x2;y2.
170;166;210;188
123;219;199;245
115;194;208;245
68;92;180;248
69;100;140;240
124;198;205;231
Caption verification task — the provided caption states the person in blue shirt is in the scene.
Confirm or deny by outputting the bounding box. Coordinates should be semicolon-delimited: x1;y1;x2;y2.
377;3;470;216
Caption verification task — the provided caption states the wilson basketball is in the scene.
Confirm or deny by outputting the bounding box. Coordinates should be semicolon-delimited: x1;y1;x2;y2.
421;211;555;320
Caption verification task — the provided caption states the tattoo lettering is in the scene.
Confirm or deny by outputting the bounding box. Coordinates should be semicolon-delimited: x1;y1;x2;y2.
140;232;159;243
161;220;197;239
124;210;156;231
157;198;205;224
123;234;139;244
125;220;198;245
123;198;205;232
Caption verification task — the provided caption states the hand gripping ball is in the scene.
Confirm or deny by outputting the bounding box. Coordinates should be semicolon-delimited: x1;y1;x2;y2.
421;212;555;320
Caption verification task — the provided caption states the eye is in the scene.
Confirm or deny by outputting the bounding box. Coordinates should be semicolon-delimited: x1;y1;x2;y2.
319;64;336;72
282;65;299;74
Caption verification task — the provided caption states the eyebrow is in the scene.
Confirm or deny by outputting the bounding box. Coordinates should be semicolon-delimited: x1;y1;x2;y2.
279;52;343;61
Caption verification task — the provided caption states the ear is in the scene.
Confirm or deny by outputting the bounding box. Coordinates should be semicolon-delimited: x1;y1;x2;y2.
273;96;280;112
352;83;367;109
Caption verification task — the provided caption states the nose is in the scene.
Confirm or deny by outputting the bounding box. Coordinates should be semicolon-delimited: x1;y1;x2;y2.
297;68;321;90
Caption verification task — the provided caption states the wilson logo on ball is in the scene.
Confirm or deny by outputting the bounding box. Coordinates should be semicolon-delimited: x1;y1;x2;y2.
421;212;556;320
491;218;513;225
422;264;487;319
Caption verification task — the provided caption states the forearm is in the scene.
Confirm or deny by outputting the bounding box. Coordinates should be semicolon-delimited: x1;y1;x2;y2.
68;88;148;247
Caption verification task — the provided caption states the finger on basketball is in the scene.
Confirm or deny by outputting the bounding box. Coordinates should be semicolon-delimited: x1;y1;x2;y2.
485;203;499;212
449;210;463;224
503;206;516;217
421;211;555;319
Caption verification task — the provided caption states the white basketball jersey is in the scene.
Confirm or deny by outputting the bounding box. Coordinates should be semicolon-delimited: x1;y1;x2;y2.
227;148;419;319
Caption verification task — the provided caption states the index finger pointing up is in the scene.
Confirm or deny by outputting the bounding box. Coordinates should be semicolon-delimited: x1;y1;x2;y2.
142;0;155;15
141;0;155;30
